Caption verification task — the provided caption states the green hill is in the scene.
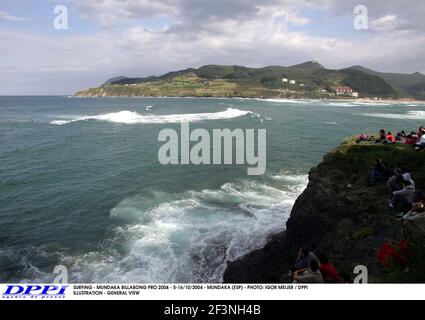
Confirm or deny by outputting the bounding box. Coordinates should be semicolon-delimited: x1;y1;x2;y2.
350;66;425;99
76;62;424;100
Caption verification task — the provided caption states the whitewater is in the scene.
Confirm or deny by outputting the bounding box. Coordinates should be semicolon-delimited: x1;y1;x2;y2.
50;108;252;125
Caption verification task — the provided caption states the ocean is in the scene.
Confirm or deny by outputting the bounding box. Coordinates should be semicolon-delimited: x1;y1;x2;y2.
1;96;424;283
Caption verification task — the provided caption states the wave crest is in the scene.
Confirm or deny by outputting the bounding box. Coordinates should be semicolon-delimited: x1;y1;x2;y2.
362;110;425;120
50;108;251;125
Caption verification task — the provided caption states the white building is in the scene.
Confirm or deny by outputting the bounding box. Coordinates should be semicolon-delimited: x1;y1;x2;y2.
282;78;288;83
289;80;296;85
352;92;359;98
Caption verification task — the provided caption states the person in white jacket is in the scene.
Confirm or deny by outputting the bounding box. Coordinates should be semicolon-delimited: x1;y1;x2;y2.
402;172;415;189
389;180;416;214
402;200;425;222
415;133;425;150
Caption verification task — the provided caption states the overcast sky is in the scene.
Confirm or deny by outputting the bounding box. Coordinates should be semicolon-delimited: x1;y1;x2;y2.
1;0;424;95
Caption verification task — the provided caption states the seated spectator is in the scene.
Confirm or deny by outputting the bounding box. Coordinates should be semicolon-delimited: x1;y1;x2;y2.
402;172;416;189
293;260;324;284
376;129;387;143
386;132;396;143
402;199;425;222
395;163;407;174
389;180;416;214
414;131;425;151
387;168;403;193
356;134;371;143
395;132;406;143
318;254;342;283
293;248;319;271
405;132;418;145
368;158;392;186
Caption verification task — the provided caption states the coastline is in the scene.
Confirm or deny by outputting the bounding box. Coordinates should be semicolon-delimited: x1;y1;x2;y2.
71;95;425;105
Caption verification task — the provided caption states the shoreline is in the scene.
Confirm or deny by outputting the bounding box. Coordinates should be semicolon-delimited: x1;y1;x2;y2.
71;95;425;105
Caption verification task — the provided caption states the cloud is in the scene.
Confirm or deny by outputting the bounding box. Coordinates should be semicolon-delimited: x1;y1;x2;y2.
74;0;312;30
75;0;175;27
0;10;31;22
283;11;311;27
1;0;425;94
371;15;398;31
319;0;425;33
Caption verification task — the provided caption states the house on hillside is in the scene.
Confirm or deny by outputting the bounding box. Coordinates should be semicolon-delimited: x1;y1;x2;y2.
331;86;353;96
282;77;288;83
289;80;296;85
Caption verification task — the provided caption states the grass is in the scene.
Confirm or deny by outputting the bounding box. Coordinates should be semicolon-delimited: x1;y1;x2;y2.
75;74;331;98
352;227;375;241
325;138;425;187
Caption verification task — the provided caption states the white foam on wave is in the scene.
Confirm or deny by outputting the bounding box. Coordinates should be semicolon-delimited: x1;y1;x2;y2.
320;101;397;108
362;110;425;120
326;102;357;108
29;174;307;283
50;120;70;125
257;98;310;104
50;108;252;125
352;102;392;106
145;106;153;111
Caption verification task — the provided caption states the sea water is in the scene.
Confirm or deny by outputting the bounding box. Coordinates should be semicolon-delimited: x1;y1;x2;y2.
1;96;424;283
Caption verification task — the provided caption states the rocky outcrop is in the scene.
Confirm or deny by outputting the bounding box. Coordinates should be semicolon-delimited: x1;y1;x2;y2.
224;140;425;283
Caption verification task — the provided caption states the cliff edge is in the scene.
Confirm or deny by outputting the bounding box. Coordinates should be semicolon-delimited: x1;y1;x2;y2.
224;139;425;283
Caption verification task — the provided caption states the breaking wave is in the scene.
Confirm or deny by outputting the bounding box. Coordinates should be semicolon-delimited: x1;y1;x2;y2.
362;110;425;120
257;98;310;104
50;108;252;125
8;174;307;283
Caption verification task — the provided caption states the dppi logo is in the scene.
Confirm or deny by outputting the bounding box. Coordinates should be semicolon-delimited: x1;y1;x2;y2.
2;285;68;299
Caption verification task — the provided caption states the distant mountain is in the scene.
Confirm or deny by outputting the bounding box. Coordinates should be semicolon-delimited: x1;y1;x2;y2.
350;66;425;99
76;62;424;100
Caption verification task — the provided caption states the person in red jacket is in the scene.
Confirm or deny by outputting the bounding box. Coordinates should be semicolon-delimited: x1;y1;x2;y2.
318;254;342;283
386;132;396;143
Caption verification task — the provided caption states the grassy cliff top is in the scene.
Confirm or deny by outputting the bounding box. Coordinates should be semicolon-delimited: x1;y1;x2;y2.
324;138;425;186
